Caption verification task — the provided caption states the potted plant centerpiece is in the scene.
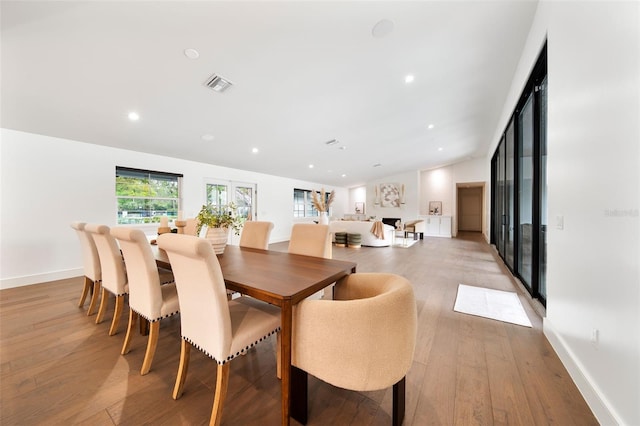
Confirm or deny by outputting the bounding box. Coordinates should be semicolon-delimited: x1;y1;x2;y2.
196;202;243;254
311;188;335;225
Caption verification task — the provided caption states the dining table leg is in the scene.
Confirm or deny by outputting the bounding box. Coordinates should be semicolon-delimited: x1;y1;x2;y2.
280;301;292;426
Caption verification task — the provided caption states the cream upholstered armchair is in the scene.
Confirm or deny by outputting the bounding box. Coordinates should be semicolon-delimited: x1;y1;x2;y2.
85;223;128;335
239;221;274;250
70;221;102;315
110;227;178;375
157;233;280;426
291;273;417;425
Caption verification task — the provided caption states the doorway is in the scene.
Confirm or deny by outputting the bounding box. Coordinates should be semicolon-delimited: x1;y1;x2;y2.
456;183;485;233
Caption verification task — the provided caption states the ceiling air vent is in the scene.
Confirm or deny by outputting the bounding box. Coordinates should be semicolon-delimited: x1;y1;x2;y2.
205;74;233;92
325;139;339;146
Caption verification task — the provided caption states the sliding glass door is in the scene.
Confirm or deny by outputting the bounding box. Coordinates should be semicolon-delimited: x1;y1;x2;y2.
491;43;547;304
518;92;534;291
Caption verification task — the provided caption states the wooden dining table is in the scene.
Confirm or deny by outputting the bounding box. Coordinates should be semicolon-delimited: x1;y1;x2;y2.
153;244;357;425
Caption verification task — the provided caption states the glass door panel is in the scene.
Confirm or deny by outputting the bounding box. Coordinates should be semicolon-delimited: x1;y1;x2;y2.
505;118;515;269
518;93;534;290
539;76;548;301
204;179;256;246
497;137;506;257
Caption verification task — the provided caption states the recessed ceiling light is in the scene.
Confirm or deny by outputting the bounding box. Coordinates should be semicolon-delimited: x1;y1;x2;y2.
372;19;394;38
405;75;415;84
341;174;347;178
252;147;259;153
201;134;215;141
184;48;199;60
438;147;443;151
428;124;435;129
308;164;314;169
128;112;140;121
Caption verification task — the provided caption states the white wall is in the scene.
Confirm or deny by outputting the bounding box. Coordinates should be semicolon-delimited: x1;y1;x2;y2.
0;129;347;289
487;2;639;424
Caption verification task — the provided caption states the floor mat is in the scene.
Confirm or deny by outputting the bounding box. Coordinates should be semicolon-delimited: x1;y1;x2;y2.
453;284;532;327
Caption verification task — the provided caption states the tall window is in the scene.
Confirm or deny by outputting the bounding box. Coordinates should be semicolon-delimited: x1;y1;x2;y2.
293;189;326;218
116;167;182;224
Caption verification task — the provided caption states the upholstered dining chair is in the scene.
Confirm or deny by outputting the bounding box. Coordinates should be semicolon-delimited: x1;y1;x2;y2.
288;223;331;259
239;221;274;250
183;218;199;236
111;227;179;375
84;223;128;336
70;221;102;316
157;233;281;426
291;273;417;426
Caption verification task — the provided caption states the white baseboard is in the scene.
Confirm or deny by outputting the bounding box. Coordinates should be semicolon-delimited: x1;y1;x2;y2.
0;268;83;290
543;318;620;426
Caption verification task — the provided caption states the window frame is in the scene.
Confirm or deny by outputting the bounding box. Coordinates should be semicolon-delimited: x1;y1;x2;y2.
115;166;183;225
293;188;329;218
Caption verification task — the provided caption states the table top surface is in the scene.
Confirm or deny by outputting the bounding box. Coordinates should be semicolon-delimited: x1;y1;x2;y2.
153;244;357;306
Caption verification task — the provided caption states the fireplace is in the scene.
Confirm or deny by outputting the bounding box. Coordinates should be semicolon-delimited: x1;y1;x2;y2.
381;217;402;230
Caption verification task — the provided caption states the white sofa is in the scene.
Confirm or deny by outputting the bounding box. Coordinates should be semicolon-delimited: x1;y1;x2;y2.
329;221;394;247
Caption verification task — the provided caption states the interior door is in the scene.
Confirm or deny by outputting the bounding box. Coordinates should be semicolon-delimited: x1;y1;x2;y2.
458;187;483;232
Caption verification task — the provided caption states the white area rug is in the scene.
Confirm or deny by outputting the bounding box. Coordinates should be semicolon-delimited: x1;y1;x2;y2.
453;284;532;327
393;239;419;248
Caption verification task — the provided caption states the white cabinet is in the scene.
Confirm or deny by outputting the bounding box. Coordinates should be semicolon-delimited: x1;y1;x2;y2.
424;215;451;238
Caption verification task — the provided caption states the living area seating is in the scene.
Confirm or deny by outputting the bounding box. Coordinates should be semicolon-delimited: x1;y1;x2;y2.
404;220;425;240
329;220;394;247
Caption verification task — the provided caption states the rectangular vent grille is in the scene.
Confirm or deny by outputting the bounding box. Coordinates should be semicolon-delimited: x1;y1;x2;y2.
205;74;233;92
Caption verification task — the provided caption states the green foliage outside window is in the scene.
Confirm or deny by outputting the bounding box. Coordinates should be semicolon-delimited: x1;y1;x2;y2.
116;167;181;224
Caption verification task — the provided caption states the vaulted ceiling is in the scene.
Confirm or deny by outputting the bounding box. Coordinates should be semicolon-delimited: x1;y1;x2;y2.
1;1;537;187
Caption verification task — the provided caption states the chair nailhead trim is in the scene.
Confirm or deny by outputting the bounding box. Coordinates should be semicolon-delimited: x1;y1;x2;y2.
182;327;281;365
136;310;180;323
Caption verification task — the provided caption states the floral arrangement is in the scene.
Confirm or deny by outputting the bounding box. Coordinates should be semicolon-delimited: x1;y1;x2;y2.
196;202;243;235
311;188;335;212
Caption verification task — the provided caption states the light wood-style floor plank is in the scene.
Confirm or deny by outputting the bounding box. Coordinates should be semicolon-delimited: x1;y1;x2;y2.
0;232;598;425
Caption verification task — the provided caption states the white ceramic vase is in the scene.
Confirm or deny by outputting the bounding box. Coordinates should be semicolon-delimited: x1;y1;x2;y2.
319;211;329;225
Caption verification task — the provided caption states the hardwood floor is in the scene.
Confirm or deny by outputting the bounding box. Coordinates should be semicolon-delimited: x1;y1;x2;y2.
0;232;597;425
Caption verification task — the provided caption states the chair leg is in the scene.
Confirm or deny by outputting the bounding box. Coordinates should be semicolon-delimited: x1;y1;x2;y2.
392;376;406;426
87;280;101;316
108;295;125;336
140;321;160;375
78;276;92;308
276;332;282;380
210;363;230;426
95;288;109;324
291;366;308;424
121;310;138;355
173;339;191;400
